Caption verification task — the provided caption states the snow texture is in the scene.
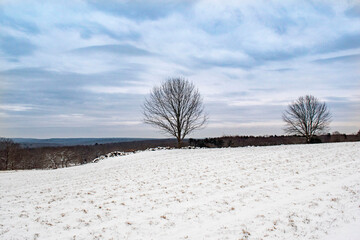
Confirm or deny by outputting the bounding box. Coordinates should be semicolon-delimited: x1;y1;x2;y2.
1;142;359;240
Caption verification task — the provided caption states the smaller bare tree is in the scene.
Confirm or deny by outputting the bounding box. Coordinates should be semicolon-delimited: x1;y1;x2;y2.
143;78;207;148
45;151;59;169
283;95;331;143
0;138;20;170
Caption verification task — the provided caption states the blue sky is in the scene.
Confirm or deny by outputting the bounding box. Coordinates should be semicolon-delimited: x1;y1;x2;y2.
0;0;359;138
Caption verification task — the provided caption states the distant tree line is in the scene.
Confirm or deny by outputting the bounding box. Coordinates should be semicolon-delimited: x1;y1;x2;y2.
1;131;359;170
189;132;360;148
0;138;181;170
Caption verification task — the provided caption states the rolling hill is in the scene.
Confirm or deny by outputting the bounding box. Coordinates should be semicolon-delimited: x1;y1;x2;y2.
1;142;359;239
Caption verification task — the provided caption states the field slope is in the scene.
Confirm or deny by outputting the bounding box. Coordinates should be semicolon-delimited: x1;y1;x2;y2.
1;142;359;239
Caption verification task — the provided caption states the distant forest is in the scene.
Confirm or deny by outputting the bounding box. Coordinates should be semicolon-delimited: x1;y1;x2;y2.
12;138;153;148
189;132;360;148
0;138;179;170
1;132;360;170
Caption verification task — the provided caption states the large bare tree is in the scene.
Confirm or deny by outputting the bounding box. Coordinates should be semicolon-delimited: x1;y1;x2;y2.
282;95;331;143
143;78;207;148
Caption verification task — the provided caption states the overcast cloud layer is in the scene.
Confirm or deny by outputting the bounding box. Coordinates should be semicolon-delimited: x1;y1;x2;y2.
0;0;359;138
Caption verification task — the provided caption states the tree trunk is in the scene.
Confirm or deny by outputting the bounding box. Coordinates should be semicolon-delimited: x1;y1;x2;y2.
5;150;9;170
177;138;182;148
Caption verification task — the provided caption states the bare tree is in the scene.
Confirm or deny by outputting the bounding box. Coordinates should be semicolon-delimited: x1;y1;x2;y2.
45;151;59;169
282;95;331;143
44;148;76;169
0;138;20;170
143;78;207;148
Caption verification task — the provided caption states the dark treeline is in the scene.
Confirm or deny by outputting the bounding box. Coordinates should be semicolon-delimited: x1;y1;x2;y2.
0;138;180;170
1;131;359;170
189;132;360;148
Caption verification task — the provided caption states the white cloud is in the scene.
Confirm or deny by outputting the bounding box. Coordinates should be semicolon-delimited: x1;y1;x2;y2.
85;86;148;95
102;120;142;126
208;120;283;129
0;104;34;112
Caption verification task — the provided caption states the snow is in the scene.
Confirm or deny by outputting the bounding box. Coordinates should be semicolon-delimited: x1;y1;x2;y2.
324;219;360;240
1;142;359;240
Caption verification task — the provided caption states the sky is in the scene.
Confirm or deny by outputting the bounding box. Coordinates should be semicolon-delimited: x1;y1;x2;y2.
0;0;359;139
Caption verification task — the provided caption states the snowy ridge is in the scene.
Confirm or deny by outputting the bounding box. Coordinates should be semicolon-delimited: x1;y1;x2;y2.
0;142;359;239
92;146;196;163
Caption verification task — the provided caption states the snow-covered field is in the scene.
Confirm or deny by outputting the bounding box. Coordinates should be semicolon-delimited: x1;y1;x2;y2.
1;142;359;240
